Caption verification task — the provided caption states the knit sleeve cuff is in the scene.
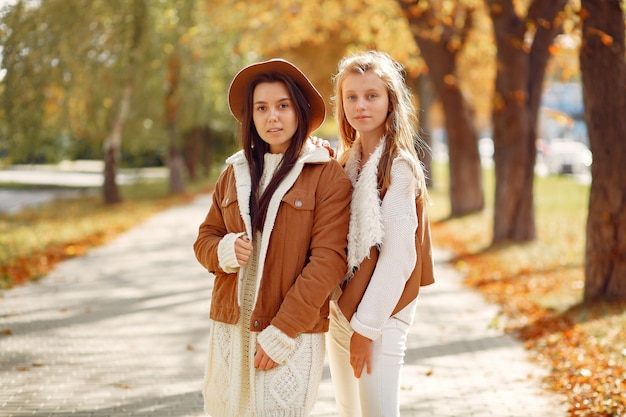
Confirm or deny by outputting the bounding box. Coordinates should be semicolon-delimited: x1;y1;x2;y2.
257;325;296;365
350;314;381;341
217;232;245;273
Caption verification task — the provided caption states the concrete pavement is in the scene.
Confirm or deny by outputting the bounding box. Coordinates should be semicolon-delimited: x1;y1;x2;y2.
0;193;568;416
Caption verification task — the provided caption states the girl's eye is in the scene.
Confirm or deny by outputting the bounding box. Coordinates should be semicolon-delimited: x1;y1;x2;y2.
346;95;356;100
368;94;377;99
279;103;289;109
256;105;266;111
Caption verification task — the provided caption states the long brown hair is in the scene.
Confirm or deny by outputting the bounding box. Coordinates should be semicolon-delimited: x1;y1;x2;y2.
240;72;312;233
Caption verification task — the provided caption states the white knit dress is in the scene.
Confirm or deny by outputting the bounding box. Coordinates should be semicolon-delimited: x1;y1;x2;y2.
203;153;325;417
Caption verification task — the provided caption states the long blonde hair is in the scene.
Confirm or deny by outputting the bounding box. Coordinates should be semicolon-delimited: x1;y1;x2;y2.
332;50;429;196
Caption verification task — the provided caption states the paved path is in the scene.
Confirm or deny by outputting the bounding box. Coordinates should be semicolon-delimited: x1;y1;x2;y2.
0;194;568;417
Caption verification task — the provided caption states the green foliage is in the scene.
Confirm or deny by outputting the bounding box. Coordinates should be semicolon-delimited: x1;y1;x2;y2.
0;0;590;170
0;0;238;168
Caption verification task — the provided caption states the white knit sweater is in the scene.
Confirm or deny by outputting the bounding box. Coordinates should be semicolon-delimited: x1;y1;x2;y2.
344;139;419;341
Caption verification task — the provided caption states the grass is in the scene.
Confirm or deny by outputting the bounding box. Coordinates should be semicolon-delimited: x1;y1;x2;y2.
428;162;625;417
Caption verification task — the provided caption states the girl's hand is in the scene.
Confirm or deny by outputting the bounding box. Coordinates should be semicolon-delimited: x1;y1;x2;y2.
308;136;334;158
350;332;373;378
254;343;278;370
234;234;252;266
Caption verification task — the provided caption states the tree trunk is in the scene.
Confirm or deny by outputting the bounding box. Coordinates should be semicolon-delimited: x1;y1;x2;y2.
168;124;186;194
420;41;484;216
400;2;485;217
102;84;132;204
102;140;122;204
102;0;145;204
413;73;436;188
183;126;213;181
580;0;626;302
201;128;213;177
165;53;186;194
183;128;200;181
488;0;566;243
168;143;186;193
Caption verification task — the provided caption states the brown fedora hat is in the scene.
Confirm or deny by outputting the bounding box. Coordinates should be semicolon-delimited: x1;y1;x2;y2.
228;59;326;133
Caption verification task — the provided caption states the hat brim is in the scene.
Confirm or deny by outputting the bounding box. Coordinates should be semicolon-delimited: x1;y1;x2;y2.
228;59;326;133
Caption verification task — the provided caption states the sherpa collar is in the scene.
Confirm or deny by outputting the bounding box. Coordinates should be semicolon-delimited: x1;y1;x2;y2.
344;137;386;279
225;142;331;304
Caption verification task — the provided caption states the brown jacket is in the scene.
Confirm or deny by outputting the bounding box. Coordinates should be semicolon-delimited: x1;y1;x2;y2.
337;193;435;322
193;146;352;338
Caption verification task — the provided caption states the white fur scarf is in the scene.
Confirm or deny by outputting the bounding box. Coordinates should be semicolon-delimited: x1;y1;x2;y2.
344;138;385;280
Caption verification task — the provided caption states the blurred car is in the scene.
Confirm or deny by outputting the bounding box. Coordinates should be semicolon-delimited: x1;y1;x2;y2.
543;140;592;175
478;137;494;167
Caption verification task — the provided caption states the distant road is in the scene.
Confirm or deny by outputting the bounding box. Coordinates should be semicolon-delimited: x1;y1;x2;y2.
0;161;167;213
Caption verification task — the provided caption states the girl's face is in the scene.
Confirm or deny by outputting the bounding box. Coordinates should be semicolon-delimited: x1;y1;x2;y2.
252;81;298;154
341;70;390;142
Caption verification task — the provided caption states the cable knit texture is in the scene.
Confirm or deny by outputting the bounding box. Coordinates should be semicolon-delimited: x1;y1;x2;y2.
203;151;325;417
258;325;297;365
217;232;245;273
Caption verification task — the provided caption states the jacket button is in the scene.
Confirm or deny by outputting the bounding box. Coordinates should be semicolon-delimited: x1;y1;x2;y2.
295;199;302;207
253;320;259;328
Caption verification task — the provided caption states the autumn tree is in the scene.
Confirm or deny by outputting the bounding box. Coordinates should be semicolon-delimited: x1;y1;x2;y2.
208;0;495;209
0;0;149;203
208;1;423;117
399;0;485;216
0;0;237;200
579;0;626;301
486;0;567;242
102;0;146;203
157;0;198;195
0;0;101;164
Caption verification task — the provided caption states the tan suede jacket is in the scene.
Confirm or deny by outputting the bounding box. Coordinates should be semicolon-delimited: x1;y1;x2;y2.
193;146;352;338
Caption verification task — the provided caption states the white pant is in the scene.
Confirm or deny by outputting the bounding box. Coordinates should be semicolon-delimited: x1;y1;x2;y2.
327;301;410;417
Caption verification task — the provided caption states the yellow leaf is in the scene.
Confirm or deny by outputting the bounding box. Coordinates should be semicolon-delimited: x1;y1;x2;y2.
443;73;457;87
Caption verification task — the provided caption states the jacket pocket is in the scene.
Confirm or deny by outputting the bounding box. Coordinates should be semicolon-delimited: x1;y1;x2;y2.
281;189;315;211
275;189;315;274
220;185;242;231
220;185;238;209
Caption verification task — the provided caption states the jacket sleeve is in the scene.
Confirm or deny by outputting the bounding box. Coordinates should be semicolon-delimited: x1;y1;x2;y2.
257;324;296;364
270;160;352;338
193;167;233;274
